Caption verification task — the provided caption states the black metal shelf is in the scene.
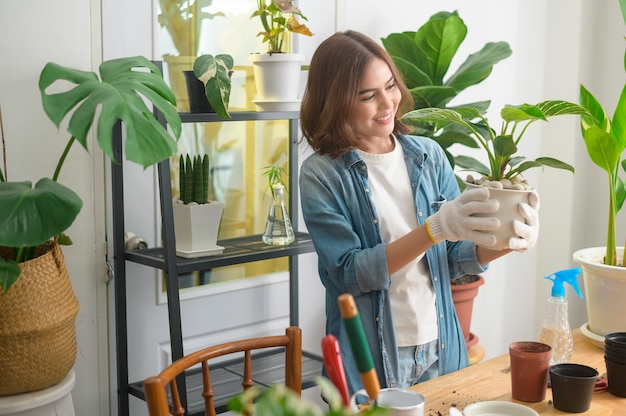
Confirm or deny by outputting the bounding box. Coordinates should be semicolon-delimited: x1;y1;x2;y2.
113;86;317;416
127;349;323;415
125;232;314;273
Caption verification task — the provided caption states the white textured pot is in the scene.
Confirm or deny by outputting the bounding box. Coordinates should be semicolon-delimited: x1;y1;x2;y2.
465;183;533;250
573;247;626;337
249;53;304;107
172;200;224;258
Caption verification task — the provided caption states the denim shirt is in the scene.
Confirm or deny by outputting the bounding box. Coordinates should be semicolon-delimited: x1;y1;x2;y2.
299;134;488;395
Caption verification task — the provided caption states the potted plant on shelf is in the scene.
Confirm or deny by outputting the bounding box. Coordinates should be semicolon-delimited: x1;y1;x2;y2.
0;56;181;395
183;53;234;117
249;0;313;109
158;0;225;111
261;164;294;246
173;153;224;258
401;101;588;250
382;10;512;188
573;0;626;340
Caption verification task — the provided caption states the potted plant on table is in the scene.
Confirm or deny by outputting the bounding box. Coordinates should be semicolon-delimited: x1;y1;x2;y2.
158;0;225;111
249;0;313;109
573;0;626;340
173;153;225;258
0;56;181;395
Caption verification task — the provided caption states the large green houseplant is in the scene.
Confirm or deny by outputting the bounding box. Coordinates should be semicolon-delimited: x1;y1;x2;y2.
573;0;626;339
381;10;512;183
0;56;181;395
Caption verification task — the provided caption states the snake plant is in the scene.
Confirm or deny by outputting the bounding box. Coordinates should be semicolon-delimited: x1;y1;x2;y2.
179;153;210;204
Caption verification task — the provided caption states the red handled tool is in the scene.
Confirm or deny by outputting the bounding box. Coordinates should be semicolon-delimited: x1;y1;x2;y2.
322;334;350;407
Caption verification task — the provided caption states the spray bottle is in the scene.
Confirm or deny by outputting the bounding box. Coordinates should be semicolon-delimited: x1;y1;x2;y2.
538;267;583;365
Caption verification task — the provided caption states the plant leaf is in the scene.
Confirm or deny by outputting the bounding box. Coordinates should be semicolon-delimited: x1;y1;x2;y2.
446;41;512;93
0;258;21;294
455;155;490;176
39;56;181;169
0;178;82;247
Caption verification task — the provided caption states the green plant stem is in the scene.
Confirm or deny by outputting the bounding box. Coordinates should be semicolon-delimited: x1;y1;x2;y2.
607;170;617;265
52;136;76;182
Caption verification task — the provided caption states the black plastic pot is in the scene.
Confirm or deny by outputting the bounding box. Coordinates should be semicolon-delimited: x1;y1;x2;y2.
183;70;213;113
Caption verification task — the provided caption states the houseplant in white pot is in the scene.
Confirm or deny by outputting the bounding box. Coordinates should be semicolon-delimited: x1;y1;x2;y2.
573;0;626;340
249;0;313;110
401;100;588;250
173;153;224;258
0;56;181;395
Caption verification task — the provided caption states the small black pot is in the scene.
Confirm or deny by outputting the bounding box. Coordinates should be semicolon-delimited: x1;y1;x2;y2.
183;70;214;113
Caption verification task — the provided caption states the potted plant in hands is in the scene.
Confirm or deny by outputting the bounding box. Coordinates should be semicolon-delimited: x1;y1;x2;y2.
183;53;234;117
173;154;225;258
158;0;225;111
0;56;181;395
249;0;313;108
401;101;588;250
382;10;512;188
573;0;626;339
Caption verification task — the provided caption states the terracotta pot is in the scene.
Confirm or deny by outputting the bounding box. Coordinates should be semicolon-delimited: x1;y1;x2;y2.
508;341;551;402
451;275;484;343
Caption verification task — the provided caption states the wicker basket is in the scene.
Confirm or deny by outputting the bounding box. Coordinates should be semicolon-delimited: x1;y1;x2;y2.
0;241;80;396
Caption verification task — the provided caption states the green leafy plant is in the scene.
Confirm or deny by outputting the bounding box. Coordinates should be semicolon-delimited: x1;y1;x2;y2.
227;377;388;416
577;0;626;266
401;101;589;186
381;10;512;179
158;0;224;56
262;164;288;198
179;154;211;204
192;53;234;119
251;0;313;54
0;56;181;293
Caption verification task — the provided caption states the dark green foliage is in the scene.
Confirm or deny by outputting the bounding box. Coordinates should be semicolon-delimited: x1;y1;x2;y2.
179;153;210;204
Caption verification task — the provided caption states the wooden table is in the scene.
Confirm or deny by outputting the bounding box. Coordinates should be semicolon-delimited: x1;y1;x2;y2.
409;329;626;415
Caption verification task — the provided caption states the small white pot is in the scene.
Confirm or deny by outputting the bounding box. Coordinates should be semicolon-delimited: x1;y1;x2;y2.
172;200;224;258
573;247;626;337
465;183;533;250
249;53;304;104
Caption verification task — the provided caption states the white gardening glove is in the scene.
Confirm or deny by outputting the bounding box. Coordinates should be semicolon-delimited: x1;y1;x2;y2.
508;191;540;252
426;187;501;247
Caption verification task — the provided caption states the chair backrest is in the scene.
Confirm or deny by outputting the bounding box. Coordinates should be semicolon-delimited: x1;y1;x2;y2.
143;326;302;416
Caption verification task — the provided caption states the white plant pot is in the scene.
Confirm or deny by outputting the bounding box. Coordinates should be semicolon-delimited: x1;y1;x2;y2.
172;200;224;258
465;183;533;250
573;247;626;337
249;53;304;108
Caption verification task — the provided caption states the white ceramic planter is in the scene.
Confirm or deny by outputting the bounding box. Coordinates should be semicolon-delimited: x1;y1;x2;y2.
249;53;304;109
573;247;626;337
465;183;533;250
172;200;224;258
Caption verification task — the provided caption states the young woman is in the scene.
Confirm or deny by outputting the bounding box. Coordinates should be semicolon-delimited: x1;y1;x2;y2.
299;30;539;394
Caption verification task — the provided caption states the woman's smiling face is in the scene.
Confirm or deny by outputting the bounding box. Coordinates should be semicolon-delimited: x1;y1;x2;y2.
350;57;401;151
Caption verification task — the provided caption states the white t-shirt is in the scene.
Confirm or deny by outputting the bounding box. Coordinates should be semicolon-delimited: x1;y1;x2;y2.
356;135;438;346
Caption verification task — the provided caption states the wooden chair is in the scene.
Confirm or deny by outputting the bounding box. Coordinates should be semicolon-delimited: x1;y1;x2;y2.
143;326;302;416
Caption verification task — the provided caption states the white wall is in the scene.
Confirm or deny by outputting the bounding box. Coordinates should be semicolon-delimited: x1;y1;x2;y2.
0;1;623;415
0;1;107;414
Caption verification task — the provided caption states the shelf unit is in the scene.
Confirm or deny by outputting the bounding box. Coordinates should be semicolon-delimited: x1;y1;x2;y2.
112;108;322;416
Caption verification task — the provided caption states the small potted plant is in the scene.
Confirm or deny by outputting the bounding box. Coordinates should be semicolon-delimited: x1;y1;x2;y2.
0;56;181;395
249;0;313;107
401;101;588;249
173;153;224;257
183;53;234;118
573;0;626;339
158;0;225;110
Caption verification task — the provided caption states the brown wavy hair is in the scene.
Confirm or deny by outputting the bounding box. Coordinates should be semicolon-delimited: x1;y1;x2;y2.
300;30;414;158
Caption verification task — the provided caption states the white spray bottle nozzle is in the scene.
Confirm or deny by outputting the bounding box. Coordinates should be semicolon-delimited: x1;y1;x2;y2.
544;268;583;298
